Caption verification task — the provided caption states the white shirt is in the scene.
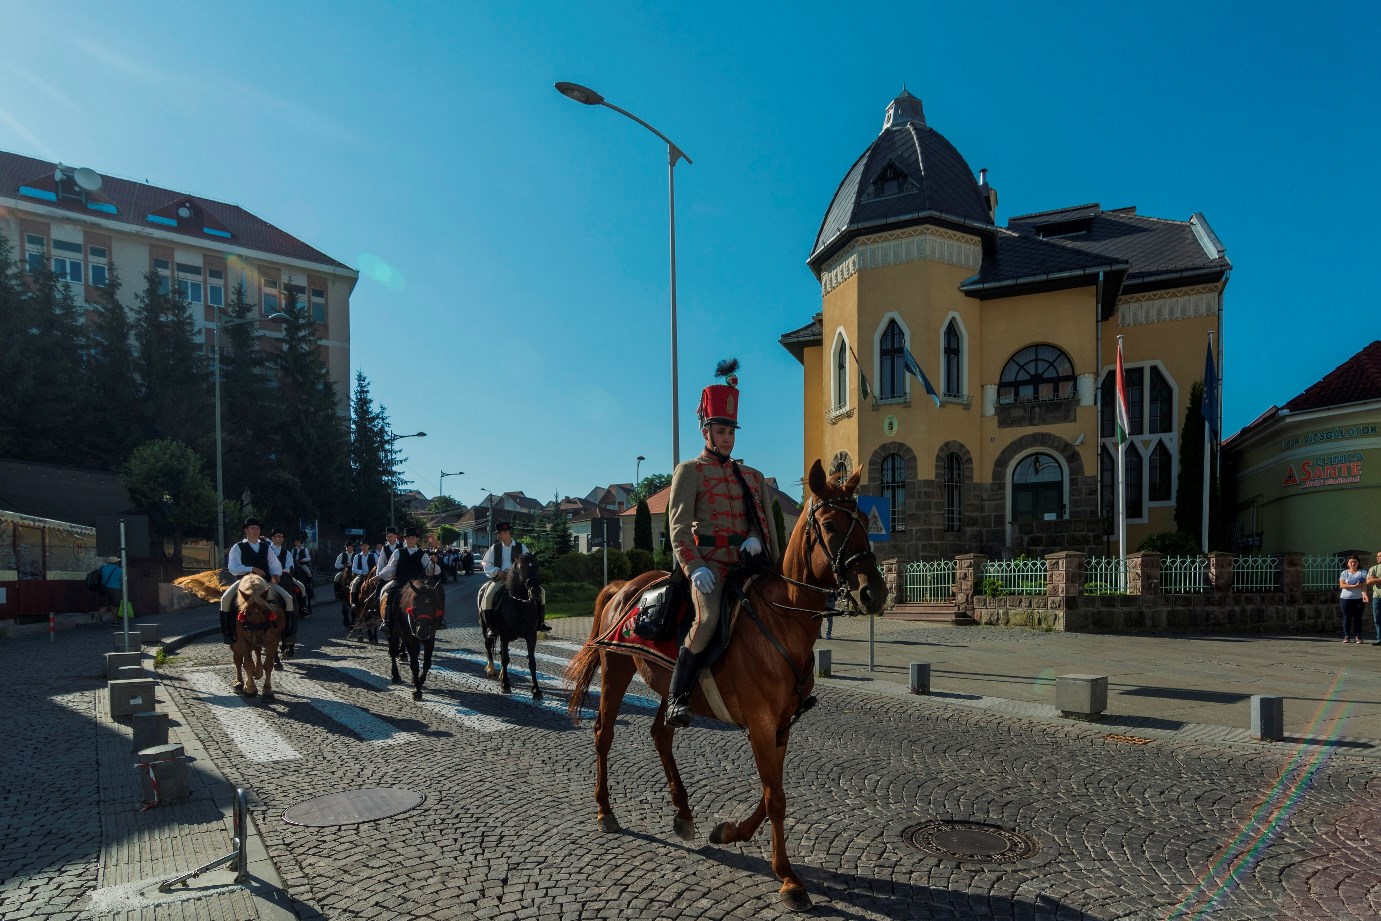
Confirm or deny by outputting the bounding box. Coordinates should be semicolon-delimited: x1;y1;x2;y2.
294;546;313;566
483;541;523;579
351;550;377;576
378;544;439;581
334;551;352;571
228;539;283;578
271;542;295;574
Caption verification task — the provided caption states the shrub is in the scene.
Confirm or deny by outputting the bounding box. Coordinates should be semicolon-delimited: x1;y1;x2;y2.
551;551;588;584
626;548;655;577
1137;531;1201;554
544;581;598;603
603;548;631;582
981;577;1006;598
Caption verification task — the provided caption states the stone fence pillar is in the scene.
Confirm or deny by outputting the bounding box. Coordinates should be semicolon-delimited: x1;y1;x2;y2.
955;553;987;612
1127;551;1162;596
1045;551;1086;599
1207;551;1234;593
1279;552;1303;593
880;558;900;608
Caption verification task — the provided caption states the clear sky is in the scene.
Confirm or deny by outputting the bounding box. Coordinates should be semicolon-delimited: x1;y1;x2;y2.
2;1;1376;506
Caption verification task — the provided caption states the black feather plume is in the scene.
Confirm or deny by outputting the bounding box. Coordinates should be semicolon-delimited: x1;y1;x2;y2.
715;358;740;379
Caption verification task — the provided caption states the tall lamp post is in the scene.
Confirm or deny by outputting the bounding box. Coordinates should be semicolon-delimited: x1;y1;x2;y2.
636;455;645;491
387;431;427;527
213;309;289;564
440;470;463;544
556;81;691;464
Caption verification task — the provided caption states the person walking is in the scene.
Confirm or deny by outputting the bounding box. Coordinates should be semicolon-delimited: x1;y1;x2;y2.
1339;554;1367;644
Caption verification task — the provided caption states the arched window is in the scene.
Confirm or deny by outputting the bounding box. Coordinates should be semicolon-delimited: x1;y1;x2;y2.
881;453;906;533
943;319;962;397
1011;452;1064;522
999;345;1075;404
1149;441;1173;502
944;452;963;532
833;336;848;409
879;320;905;400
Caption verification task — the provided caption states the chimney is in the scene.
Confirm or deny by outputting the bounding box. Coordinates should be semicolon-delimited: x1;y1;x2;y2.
978;168;998;223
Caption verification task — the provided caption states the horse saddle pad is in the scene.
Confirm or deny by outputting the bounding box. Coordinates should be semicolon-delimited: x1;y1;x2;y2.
593;574;748;671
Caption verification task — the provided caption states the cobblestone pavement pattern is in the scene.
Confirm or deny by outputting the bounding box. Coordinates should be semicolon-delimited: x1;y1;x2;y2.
147;575;1381;921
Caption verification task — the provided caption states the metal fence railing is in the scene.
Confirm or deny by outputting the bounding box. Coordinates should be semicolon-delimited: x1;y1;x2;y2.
1084;556;1128;594
904;560;957;603
982;558;1047;596
1161;555;1209;593
1301;554;1343;591
1233;554;1280;592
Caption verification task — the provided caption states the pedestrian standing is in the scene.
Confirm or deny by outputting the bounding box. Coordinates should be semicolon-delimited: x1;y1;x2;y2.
1366;550;1381;646
823;592;836;640
1338;555;1367;644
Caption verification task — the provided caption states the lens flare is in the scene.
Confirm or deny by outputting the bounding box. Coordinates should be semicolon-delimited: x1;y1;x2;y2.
357;253;406;291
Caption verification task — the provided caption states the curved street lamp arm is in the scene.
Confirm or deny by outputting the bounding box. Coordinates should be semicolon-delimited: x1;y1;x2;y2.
599;101;692;166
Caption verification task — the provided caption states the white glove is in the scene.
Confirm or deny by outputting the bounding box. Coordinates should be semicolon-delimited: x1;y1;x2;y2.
741;536;763;556
691;566;716;594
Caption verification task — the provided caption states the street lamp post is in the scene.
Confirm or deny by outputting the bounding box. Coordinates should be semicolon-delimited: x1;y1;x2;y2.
556;81;691;464
440;470;463;544
636;455;645;491
213;309;289;564
387;431;427;527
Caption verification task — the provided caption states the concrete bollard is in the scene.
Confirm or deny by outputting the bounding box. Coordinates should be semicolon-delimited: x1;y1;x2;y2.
1251;695;1284;742
112;631;137;652
115;665;145;681
109;678;156;718
136;743;190;804
816;648;832;677
105;651;143;679
909;663;931;694
134;623;160;644
132;711;170;752
1056;674;1108;721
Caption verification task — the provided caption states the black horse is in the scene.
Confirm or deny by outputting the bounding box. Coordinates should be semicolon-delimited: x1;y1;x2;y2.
479;552;544;698
388;578;445;700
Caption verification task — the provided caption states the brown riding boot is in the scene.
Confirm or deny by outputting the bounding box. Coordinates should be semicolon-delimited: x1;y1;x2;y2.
665;646;702;729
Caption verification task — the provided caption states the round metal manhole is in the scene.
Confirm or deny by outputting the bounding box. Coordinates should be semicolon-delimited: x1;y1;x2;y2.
902;820;1040;864
283;787;424;827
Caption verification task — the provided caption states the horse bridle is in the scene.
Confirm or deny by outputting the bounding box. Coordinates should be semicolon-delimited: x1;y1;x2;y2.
769;495;875;616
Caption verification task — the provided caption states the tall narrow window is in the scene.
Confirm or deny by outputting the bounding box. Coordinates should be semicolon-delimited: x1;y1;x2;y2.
1124;444;1145;519
309;286;326;324
879;320;905;400
944;452;963;532
176;262;203;305
24;233;47;274
152;258;171;295
943;319;962;397
881;453;907;533
1149;441;1173;501
1100;445;1115;523
1125;367;1145;436
88;246;109;288
208;268;225;308
261;277;279;315
834;337;847;409
51;239;84;284
1149;366;1173;434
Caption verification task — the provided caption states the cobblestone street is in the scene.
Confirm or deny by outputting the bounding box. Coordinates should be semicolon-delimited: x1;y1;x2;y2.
143;575;1381;920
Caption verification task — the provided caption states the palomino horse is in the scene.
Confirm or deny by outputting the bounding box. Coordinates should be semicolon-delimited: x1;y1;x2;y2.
387;578;446;700
565;460;886;911
479;552;544;698
232;574;286;702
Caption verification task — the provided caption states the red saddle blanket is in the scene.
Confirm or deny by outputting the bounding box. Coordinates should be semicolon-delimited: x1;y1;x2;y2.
592;593;687;670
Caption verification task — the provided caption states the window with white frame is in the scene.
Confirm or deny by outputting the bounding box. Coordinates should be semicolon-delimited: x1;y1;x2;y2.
832;334;848;409
207;268;224;308
152;258;171;295
51;239;84;284
999;345;1075;404
88;245;109;287
24;233;47;274
176;262;203;304
943;318;962;397
262;277;279;315
309;286;326;324
879;319;906;400
1099;362;1177;520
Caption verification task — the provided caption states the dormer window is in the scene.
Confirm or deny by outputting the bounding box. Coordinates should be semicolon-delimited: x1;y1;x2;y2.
862;160;918;201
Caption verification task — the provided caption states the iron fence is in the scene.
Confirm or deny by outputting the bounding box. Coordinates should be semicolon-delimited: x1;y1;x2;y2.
1301;554;1343;591
903;560;957;603
982;558;1047;596
1084;556;1128;594
1161;555;1209;593
1232;554;1280;592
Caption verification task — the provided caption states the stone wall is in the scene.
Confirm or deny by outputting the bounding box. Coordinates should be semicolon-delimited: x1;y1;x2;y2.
972;592;1339;635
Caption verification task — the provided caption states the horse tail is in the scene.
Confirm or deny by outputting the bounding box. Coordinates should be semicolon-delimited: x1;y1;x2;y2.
563;580;624;724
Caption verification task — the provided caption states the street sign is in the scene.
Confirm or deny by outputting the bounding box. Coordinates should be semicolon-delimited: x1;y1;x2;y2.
855;496;891;542
344;528;364;536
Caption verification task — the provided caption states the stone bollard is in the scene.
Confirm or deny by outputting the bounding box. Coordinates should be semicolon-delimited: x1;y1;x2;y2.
1251;695;1284;742
909;663;930;695
134;623;160;644
1056;674;1108;721
115;665;145;681
136;743;190;804
112;631;138;652
109;678;156;718
104;651;142;679
816;649;832;677
132;711;170;752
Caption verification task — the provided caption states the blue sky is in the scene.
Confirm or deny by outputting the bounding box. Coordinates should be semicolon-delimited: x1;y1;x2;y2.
2;1;1376;505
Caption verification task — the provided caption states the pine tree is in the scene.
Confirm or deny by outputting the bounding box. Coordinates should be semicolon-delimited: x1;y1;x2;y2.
0;231;43;459
634;499;653;552
84;263;143;466
133;269;210;451
9;257;88;464
215;280;276;538
348;372;393;537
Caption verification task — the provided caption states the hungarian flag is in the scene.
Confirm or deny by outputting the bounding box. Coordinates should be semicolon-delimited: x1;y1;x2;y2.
1115;338;1131;446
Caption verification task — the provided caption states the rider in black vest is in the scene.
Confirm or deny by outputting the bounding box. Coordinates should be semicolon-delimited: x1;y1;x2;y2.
220;518;293;643
378;527;439;621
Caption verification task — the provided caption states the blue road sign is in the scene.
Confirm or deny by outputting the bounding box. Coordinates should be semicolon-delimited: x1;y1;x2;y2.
856;496;891;542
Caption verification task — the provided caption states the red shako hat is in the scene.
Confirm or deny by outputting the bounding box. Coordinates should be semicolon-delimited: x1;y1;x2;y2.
697;358;741;430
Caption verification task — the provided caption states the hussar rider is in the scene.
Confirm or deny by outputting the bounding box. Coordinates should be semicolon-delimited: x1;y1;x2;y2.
478;522;551;633
665;359;777;728
220;517;294;644
378;526;440;622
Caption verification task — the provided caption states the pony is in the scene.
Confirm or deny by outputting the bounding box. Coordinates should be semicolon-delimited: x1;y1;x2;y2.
231;574;286;703
387;578;446;700
348;568;383;643
564;460;886;911
479;552;544;697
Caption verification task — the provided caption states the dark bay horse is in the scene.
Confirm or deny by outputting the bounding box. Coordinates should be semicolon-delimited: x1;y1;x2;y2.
479;552;544;697
388;578;445;700
231;575;286;703
565;460;886;911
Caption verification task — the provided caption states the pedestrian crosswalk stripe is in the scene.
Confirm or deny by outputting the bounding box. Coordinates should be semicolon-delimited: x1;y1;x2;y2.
325;664;507;734
435;649;665;713
183;670;300;763
269;671;416;745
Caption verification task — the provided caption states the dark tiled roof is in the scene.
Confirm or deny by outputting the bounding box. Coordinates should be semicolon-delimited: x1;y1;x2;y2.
778;314;823;364
961;230;1127;291
0;149;352;270
1284;341;1381;412
809;104;992;270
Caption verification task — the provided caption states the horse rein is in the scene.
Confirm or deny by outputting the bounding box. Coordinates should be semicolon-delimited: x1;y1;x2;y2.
768;495;875;618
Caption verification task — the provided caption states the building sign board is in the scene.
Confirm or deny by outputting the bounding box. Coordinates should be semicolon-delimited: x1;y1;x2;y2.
1282;452;1365;489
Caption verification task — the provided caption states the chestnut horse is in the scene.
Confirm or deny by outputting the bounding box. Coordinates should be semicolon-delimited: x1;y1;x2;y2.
231;574;286;703
565;460;886;911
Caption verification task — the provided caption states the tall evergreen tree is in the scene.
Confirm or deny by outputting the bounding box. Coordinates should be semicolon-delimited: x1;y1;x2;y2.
634;499;653;552
9;257;88;464
0;231;41;459
348;371;394;536
1173;380;1219;548
84;263;143;466
214;280;277;539
133;269;211;451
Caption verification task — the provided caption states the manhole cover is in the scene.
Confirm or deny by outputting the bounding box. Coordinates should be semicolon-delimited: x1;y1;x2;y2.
902;821;1039;864
283;788;424;827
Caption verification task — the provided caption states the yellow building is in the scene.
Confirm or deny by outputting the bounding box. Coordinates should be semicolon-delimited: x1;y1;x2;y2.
0;150;357;402
1224;342;1381;554
779;91;1230;559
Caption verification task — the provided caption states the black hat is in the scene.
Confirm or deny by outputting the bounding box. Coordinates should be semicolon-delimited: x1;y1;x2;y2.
496;521;512;532
269;526;286;538
403;526;419;537
243;517;262;529
385;524;400;536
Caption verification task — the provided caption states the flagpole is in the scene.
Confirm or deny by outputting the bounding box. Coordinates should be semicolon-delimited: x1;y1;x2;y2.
1202;331;1214;553
1116;335;1128;588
